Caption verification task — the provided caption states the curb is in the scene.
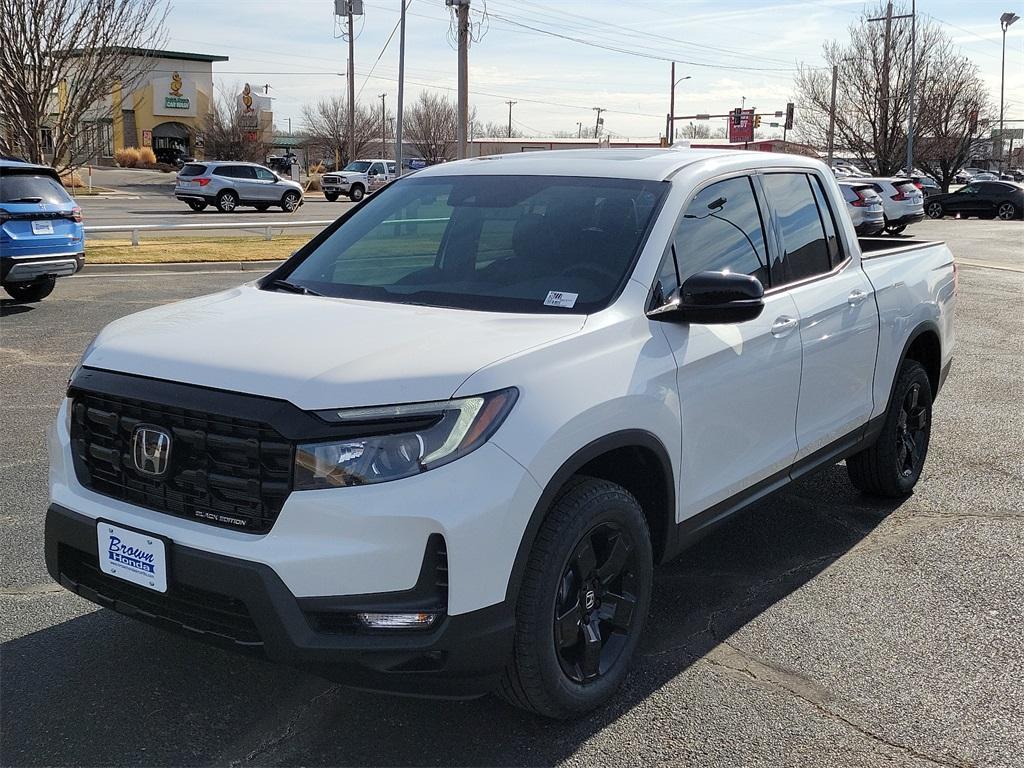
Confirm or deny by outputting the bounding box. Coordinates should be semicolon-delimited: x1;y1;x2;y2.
73;194;142;200
78;259;284;275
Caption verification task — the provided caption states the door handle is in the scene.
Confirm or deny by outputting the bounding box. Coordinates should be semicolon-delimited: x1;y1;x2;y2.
847;289;868;307
771;316;799;337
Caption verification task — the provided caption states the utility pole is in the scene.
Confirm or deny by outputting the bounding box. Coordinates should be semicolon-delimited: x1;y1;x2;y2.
576;121;582;138
906;0;917;173
505;100;517;138
593;106;605;139
452;0;470;159
395;0;407;174
379;93;387;159
868;2;911;173
347;3;356;166
826;64;839;167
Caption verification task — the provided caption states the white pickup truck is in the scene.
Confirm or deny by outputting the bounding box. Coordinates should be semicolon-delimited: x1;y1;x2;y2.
46;149;955;719
321;159;397;202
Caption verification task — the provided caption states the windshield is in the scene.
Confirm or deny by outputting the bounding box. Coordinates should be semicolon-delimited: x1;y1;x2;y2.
0;171;72;205
280;175;667;313
343;161;372;173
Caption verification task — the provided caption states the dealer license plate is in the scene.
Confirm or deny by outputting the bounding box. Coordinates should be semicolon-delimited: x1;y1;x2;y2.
96;521;168;592
31;220;54;235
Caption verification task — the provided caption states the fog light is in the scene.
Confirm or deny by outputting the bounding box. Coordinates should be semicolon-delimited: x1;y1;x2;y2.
356;612;439;629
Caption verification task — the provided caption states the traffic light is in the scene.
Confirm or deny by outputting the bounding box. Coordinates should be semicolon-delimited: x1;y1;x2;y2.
784;102;795;130
732;108;743;126
754;114;762;128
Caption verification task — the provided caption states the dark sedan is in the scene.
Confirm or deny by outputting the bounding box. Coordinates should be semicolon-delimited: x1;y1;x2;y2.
926;181;1024;221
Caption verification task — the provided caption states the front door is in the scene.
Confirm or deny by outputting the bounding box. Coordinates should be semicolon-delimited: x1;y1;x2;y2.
658;174;802;520
254;166;280;201
760;172;879;459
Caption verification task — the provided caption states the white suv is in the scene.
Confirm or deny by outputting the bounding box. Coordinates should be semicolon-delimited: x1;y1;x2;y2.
47;150;955;718
849;177;925;234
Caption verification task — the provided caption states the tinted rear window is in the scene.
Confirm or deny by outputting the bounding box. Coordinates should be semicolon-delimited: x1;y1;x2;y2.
179;163;206;177
0;171;72;205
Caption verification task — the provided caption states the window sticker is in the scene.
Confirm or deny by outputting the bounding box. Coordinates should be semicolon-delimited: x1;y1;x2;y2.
544;291;578;308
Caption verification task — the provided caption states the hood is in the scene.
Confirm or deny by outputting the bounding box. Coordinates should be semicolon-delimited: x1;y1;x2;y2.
84;285;585;410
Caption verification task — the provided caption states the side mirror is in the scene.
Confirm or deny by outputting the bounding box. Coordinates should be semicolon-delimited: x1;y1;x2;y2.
648;271;765;324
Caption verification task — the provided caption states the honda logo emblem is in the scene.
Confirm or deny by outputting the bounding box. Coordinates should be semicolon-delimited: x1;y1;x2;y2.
132;425;171;477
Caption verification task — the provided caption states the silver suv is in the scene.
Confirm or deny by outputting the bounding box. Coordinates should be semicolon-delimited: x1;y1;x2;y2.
175;161;304;213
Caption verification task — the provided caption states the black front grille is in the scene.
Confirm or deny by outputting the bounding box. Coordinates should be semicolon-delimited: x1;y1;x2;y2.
59;544;262;647
70;389;292;533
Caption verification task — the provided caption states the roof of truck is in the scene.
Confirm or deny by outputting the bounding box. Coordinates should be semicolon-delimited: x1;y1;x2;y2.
414;148;825;182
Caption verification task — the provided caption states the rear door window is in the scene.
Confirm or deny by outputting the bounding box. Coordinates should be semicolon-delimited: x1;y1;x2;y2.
179;163;206;177
0;171;72;205
232;166;257;180
762;173;832;284
809;176;843;267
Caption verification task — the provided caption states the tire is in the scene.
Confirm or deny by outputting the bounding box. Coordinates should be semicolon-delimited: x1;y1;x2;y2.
254;203;271;212
187;200;207;212
281;191;301;212
847;359;932;498
4;276;56;303
216;190;238;213
997;201;1018;220
349;185;365;202
498;477;653;719
324;192;340;202
926;201;944;219
885;222;907;235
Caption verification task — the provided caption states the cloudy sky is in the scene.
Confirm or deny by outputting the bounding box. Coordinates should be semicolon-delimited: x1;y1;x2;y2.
162;0;1024;140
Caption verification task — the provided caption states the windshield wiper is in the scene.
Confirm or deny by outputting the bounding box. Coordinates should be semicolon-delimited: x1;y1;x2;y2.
8;196;43;203
264;278;322;296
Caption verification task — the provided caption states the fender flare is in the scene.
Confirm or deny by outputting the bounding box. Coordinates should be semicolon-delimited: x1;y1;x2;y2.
884;320;943;412
502;429;675;606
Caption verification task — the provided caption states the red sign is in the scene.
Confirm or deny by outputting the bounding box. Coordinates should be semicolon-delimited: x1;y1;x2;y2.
728;109;755;143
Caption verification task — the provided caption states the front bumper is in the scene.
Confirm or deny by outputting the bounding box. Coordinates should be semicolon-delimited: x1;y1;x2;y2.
45;502;515;697
1;251;84;283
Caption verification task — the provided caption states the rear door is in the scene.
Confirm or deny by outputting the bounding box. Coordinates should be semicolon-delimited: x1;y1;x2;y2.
657;174;803;519
760;172;878;460
229;165;259;201
0;168;82;258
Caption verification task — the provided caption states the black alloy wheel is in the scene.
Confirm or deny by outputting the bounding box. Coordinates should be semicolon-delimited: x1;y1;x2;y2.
926;201;944;219
997;202;1018;220
187;200;207;212
895;382;928;479
554;522;640;683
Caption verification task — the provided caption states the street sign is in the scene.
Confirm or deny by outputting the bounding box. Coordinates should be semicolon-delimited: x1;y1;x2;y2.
729;109;755;142
695;113;710;120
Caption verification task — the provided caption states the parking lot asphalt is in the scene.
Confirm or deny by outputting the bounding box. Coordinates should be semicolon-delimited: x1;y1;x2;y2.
1;219;1022;768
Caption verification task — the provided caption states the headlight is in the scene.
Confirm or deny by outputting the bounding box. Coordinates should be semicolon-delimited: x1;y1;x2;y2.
294;388;518;490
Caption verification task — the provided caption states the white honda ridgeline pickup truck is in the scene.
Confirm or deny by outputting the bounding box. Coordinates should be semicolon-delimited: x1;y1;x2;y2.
47;149;955;718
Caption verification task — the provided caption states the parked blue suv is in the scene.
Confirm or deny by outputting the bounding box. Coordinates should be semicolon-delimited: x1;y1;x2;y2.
1;159;84;302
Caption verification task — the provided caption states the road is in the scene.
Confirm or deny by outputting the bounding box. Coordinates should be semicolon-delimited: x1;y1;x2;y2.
1;219;1022;767
78;167;352;238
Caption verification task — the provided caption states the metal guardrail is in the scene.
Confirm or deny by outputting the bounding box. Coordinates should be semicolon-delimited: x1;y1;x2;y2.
85;220;335;246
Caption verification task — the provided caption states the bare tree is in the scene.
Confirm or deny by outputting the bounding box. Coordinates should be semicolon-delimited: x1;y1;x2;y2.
914;43;993;190
677;122;714;140
301;95;377;168
201;84;268;163
473;119;523;139
0;0;168;170
405;92;457;164
794;3;946;175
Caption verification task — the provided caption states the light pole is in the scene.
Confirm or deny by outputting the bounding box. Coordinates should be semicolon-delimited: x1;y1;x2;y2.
999;12;1020;171
668;66;691;141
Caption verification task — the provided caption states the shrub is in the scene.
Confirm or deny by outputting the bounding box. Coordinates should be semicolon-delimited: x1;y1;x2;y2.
308;162;325;174
115;147;140;167
137;147;157;166
59;171;84;188
305;175;321;192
